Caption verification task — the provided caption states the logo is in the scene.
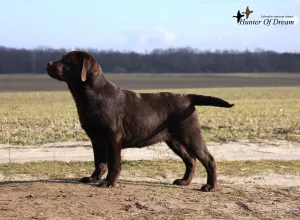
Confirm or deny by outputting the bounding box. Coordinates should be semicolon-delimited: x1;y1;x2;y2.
232;6;253;23
232;6;297;26
232;10;244;23
243;6;254;19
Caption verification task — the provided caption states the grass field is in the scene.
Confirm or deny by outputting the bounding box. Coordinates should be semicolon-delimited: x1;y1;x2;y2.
1;160;300;180
0;86;299;145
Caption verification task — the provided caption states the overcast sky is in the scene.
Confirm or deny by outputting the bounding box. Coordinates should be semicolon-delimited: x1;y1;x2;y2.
0;0;299;52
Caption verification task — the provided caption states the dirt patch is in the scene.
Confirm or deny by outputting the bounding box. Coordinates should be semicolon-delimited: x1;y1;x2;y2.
2;172;300;188
0;180;299;220
219;174;300;187
1;73;300;92
1;140;300;163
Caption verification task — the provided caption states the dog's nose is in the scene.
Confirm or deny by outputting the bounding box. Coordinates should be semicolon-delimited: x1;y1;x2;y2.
47;61;53;68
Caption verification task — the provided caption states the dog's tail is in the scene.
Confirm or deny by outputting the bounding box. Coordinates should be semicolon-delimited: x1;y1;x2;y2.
189;94;234;108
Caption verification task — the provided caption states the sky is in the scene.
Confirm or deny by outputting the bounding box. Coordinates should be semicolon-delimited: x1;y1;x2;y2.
0;0;299;53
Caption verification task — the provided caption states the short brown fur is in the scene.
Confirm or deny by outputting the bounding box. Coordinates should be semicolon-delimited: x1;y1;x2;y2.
46;51;234;192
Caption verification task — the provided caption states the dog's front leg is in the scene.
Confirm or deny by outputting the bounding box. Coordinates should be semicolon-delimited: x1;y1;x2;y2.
98;132;122;188
80;138;107;184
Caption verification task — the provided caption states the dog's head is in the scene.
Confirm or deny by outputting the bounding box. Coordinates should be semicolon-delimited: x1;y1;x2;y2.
46;51;102;83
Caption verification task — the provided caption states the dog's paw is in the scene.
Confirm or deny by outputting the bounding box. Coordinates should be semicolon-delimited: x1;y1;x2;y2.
200;184;217;192
173;179;191;186
97;179;116;188
79;176;100;184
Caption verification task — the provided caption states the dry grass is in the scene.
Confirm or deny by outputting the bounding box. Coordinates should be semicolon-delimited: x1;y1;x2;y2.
0;87;299;145
1;159;299;180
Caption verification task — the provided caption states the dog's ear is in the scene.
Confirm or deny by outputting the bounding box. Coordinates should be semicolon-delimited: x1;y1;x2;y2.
81;56;102;82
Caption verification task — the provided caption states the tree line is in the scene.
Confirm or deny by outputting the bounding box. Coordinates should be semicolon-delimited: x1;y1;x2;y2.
0;46;299;74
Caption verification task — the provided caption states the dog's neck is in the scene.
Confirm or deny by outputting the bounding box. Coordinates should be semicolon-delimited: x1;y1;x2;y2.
68;72;101;97
66;73;119;113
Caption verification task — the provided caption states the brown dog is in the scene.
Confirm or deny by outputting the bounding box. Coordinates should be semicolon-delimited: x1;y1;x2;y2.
46;51;234;192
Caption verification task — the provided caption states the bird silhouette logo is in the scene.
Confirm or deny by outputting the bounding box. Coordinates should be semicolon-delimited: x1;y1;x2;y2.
242;6;253;19
233;10;244;23
233;6;254;23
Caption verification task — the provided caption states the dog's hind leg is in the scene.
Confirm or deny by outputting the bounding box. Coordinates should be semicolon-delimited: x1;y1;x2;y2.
181;131;217;192
189;142;217;192
178;114;218;192
165;140;197;186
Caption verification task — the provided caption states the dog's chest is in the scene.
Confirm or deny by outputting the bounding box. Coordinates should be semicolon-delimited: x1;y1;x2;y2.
78;108;106;135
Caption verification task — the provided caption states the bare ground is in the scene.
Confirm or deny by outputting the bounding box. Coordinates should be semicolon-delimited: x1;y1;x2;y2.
0;180;299;220
1;73;300;92
1;140;300;163
1;140;300;219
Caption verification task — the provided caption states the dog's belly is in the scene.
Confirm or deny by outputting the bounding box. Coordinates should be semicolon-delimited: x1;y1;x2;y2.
122;131;169;148
121;117;170;148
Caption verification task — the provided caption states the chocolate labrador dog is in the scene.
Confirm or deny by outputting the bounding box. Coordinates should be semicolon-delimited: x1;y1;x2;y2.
46;51;234;192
